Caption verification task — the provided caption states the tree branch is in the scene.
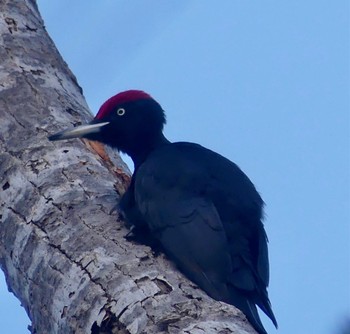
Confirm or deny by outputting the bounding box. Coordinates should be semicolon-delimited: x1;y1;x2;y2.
0;1;256;333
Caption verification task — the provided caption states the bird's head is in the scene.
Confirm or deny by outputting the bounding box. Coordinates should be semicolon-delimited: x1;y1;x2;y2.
49;90;167;161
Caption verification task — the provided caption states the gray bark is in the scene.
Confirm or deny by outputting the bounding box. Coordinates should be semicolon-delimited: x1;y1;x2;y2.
0;1;256;333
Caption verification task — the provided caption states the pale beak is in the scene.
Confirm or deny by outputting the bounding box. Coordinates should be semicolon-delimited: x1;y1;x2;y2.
48;122;110;141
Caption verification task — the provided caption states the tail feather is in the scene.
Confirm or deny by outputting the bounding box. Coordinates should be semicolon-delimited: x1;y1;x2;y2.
245;300;268;334
257;297;278;329
227;288;268;334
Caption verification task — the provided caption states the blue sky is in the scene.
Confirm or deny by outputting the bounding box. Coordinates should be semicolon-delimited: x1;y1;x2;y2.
1;1;349;333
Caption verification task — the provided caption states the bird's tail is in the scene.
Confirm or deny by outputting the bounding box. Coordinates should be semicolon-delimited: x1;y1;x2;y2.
257;295;278;329
227;288;268;334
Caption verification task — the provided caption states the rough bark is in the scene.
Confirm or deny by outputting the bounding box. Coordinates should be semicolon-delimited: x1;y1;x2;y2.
0;1;256;333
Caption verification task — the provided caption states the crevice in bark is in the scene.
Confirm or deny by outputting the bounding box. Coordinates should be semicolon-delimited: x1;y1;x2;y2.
91;310;128;334
5;16;18;33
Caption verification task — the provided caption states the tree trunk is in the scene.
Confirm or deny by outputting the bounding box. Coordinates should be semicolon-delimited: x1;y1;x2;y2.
0;1;256;333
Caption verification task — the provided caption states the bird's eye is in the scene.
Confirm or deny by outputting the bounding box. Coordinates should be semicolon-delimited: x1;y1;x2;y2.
116;108;126;116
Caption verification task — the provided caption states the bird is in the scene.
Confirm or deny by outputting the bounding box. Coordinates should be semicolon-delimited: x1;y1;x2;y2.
49;90;277;334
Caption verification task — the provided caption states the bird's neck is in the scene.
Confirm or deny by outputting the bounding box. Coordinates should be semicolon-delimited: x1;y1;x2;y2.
128;132;170;169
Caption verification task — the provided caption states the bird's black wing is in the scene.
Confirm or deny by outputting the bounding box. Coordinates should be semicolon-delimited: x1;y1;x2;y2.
133;143;238;298
176;142;277;329
133;143;276;333
137;185;233;301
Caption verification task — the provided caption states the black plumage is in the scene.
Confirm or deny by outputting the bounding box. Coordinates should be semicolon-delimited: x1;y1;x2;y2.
49;90;277;334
